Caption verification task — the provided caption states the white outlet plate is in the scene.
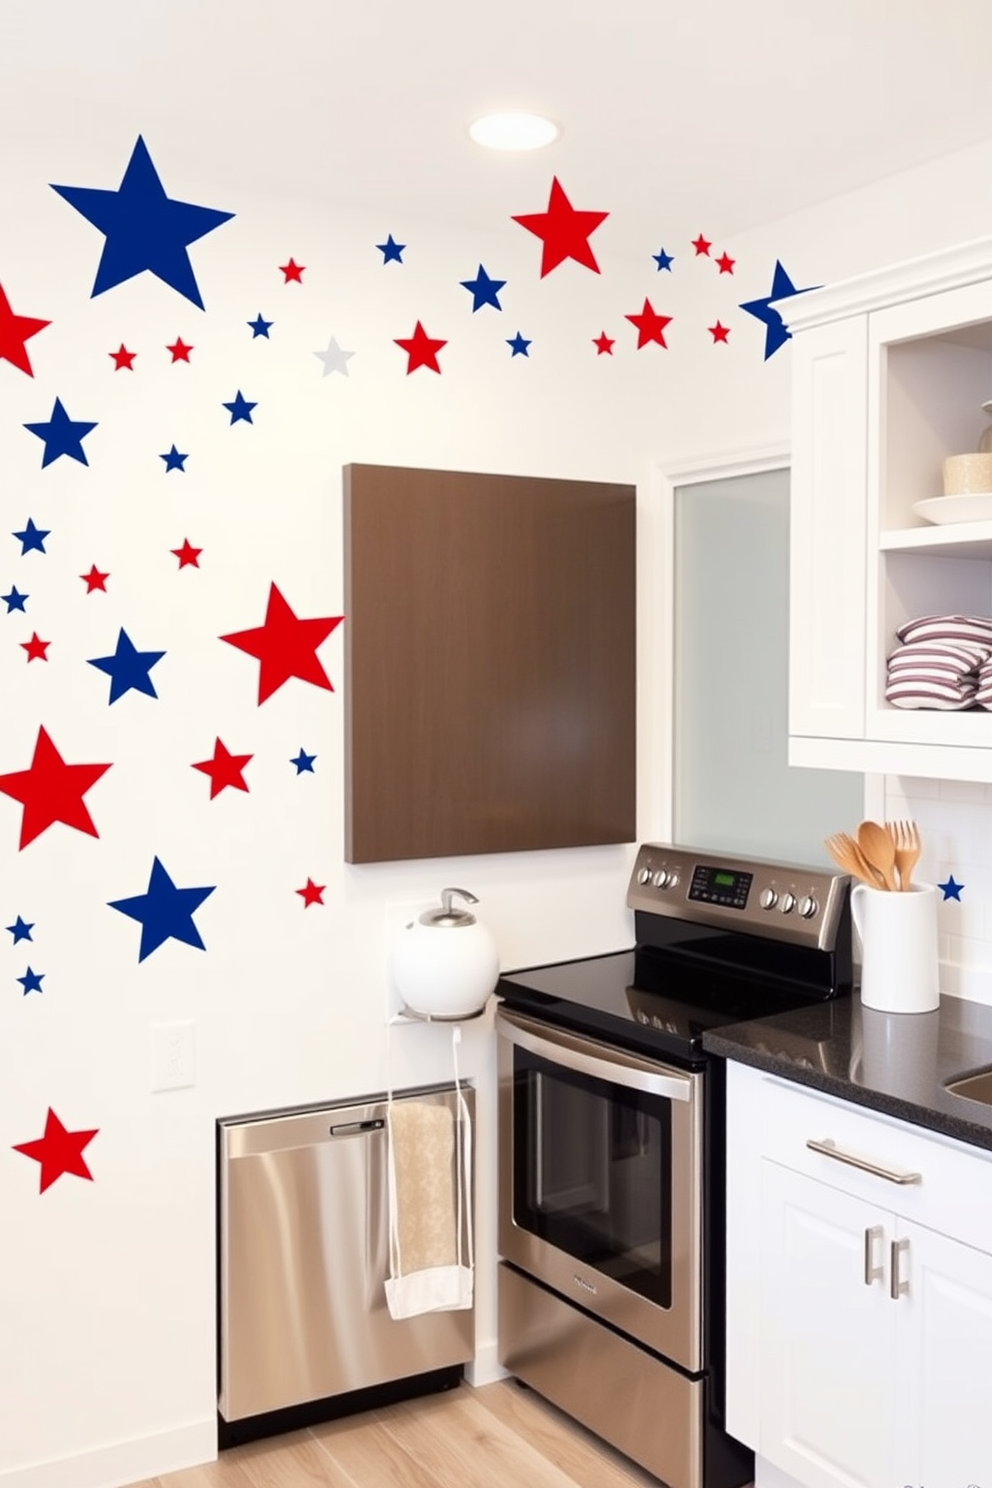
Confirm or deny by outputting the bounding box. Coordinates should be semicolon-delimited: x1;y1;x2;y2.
151;1020;195;1091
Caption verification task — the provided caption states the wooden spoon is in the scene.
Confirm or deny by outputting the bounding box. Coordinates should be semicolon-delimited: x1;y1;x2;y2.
824;832;886;888
857;819;898;891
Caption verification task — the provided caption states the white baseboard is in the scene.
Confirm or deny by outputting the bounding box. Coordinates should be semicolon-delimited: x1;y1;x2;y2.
465;1338;509;1387
0;1418;216;1488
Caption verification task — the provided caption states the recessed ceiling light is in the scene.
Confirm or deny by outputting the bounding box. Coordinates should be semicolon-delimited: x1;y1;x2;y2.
468;112;560;152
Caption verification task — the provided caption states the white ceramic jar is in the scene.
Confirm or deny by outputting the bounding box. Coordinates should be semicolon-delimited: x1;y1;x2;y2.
390;888;499;1019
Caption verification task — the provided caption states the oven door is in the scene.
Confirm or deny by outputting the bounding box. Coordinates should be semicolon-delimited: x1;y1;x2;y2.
497;1006;703;1371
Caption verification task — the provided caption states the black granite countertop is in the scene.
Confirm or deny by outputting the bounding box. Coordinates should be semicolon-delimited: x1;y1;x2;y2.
702;991;992;1153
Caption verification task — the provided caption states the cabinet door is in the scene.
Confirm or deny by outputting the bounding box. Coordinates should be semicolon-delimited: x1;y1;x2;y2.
789;315;868;744
759;1160;894;1488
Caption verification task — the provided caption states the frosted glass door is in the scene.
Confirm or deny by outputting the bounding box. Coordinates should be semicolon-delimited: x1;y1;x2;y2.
673;468;862;863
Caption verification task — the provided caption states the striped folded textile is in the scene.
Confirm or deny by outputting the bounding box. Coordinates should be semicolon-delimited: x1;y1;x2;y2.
885;637;987;710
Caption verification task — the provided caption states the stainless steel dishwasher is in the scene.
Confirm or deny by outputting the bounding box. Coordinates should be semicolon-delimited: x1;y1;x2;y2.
217;1082;474;1446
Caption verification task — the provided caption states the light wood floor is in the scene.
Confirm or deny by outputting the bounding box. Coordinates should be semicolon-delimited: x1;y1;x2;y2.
124;1380;672;1488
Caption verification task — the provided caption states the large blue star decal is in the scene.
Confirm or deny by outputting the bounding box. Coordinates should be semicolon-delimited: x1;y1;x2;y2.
740;260;819;360
290;748;316;774
223;391;257;425
51;135;234;310
376;234;405;263
6;916;34;944
17;966;45;995
938;875;964;901
460;264;506;312
87;627;165;703
108;856;215;962
12;519;50;555
2;586;28;612
23;397;98;468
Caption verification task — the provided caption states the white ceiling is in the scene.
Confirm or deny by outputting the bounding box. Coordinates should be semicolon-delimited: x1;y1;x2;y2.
5;0;992;259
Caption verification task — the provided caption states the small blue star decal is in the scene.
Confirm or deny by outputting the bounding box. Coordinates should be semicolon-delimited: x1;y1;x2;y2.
108;855;215;962
460;264;506;312
87;627;166;703
223;390;257;425
938;875;964;901
23;397;98;468
6;916;34;944
12;520;50;555
17;966;45;996
506;332;532;357
376;234;406;264
652;248;674;271
248;314;273;338
51;135;234;309
740;259;819;360
160;445;188;473
2;586;28;613
290;748;316;774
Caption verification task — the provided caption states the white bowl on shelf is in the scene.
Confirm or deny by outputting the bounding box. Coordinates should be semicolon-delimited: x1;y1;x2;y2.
913;493;992;525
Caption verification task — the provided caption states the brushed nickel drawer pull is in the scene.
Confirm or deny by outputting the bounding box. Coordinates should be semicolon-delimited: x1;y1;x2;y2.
863;1224;884;1286
806;1137;922;1185
890;1236;910;1300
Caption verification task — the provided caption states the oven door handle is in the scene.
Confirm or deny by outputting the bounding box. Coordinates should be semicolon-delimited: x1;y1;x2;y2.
495;1007;696;1102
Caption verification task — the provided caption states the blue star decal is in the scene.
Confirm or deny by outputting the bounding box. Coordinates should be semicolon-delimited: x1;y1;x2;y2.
290;748;316;774
23;397;98;468
108;856;215;962
460;264;506;312
376;234;406;264
6;916;34;944
652;248;674;271
17;966;44;995
248;314;272;338
506;332;532;357
13;520;50;555
160;445;188;473
938;875;964;901
2;586;28;613
51;135;234;309
223;391;257;425
740;259;819;360
87;627;166;703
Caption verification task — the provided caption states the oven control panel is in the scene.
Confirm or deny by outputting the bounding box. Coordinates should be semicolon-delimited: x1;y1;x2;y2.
626;842;850;951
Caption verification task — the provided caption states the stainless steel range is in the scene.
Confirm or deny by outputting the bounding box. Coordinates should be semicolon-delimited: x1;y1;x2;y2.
495;843;852;1488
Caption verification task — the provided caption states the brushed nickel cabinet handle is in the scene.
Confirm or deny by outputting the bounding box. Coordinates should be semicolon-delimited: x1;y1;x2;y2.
806;1137;922;1185
890;1236;910;1300
863;1224;884;1285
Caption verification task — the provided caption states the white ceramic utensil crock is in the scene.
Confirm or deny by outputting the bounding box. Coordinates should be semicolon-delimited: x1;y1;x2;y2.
390;887;499;1019
850;881;940;1014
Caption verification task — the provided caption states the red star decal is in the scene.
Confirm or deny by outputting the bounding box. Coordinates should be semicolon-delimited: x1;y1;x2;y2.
691;234;712;256
13;1108;98;1193
109;343;136;370
715;252;736;275
81;565;110;593
709;321;731;344
192;738;253;799
512;177;608;277
296;877;325;908
171;539;202;569
394;320;447;375
0;279;50;376
220;583;344;704
625;299;673;349
20;632;49;662
166;337;193;363
0;725;111;850
280;258;305;283
593;332;615;356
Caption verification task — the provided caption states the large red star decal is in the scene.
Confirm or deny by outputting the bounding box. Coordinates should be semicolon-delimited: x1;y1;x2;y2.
394;321;447;374
0;725;111;850
192;738;253;799
13;1108;98;1193
220;583;344;704
625;299;673;349
512;178;609;277
0;279;50;376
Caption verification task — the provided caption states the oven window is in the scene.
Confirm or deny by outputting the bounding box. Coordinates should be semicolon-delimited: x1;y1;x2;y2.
511;1046;673;1308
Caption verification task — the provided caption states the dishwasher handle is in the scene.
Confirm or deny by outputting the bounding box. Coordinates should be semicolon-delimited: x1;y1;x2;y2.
329;1118;385;1137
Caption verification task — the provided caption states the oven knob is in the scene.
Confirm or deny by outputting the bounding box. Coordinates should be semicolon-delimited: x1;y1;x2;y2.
779;892;796;914
666;871;680;890
759;888;778;910
638;867;652;885
652;869;669;888
799;895;818;919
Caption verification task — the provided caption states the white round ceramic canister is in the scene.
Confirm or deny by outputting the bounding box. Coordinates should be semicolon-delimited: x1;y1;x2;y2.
390;887;499;1019
850;881;940;1014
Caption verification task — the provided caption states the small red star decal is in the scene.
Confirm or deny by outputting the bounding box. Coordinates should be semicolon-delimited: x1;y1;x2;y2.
512;177;609;277
691;234;712;256
625;299;673;349
109;343;136;370
715;252;736;275
171;539;202;569
220;582;344;704
13;1108;98;1193
394;321;447;375
280;258;305;283
166;337;193;363
20;632;50;662
296;877;325;908
192;738;253;799
0;279;50;376
81;565;110;593
0;725;111;850
709;321;731;344
593;332;615;356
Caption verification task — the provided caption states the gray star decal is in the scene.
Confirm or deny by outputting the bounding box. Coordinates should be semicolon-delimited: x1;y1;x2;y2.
314;336;355;377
